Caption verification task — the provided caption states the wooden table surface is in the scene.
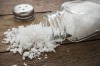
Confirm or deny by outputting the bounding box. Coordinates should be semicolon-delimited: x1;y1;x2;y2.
0;0;100;66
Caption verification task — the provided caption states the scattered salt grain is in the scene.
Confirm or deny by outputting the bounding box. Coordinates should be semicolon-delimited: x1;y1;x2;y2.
22;52;30;60
23;62;27;66
44;54;48;59
7;46;10;51
45;54;47;57
44;56;48;59
3;24;60;60
12;64;17;66
38;57;41;60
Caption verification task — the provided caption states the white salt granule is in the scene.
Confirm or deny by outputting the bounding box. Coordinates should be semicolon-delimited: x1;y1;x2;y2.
44;54;48;59
23;62;27;66
44;56;48;59
10;48;18;54
23;52;30;57
17;48;23;55
38;57;41;60
28;53;34;59
7;46;10;51
12;64;17;66
3;23;60;60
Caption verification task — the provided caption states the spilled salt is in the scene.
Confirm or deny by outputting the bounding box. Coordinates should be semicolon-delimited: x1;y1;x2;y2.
3;23;60;60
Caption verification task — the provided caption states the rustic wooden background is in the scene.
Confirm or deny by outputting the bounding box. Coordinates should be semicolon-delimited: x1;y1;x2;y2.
0;0;100;66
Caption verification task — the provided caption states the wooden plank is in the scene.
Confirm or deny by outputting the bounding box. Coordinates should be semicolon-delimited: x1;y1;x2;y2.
0;0;100;66
0;40;100;66
0;0;74;15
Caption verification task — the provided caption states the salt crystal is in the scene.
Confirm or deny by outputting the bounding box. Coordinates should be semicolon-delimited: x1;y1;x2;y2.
23;56;25;60
10;48;17;54
31;48;38;53
7;29;11;32
28;53;34;59
12;64;17;66
38;58;41;60
3;24;60;60
44;56;48;59
23;62;27;66
17;48;23;55
44;54;48;59
7;46;10;51
23;52;30;58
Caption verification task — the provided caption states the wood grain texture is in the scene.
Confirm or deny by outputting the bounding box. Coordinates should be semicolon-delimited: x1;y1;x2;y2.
0;0;100;66
0;14;100;66
0;0;74;15
0;41;100;66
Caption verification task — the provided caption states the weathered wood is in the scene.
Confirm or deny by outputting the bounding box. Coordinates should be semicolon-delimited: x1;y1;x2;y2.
0;0;100;66
0;40;100;66
0;0;74;15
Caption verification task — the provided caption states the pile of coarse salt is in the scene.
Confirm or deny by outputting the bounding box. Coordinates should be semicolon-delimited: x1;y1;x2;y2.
2;23;60;60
